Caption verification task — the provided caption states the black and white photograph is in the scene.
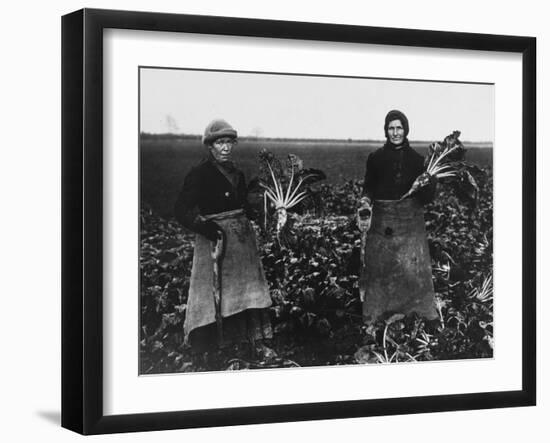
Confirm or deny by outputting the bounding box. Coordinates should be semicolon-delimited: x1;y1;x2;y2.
139;67;494;374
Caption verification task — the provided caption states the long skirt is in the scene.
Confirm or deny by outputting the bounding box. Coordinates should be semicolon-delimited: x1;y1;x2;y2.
184;209;273;348
361;199;438;324
188;308;273;352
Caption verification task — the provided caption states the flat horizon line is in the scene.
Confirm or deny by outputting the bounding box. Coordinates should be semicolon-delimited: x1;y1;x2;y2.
140;132;493;146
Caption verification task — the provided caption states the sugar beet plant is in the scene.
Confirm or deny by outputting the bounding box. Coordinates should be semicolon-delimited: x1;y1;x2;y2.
251;149;326;244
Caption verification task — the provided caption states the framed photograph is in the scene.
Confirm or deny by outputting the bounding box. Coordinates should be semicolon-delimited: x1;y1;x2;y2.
62;8;536;435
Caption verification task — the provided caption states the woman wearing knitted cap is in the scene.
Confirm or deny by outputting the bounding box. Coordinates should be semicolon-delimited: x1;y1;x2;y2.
358;110;439;325
174;119;274;364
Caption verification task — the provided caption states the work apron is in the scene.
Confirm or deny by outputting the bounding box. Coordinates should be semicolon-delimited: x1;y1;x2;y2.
184;209;272;341
361;199;438;324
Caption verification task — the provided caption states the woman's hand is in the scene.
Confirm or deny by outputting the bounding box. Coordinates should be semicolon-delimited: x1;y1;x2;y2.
199;220;224;242
357;196;373;232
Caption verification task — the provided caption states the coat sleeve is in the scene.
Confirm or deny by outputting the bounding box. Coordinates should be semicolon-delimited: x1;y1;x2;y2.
238;172;258;221
174;168;211;236
362;153;376;202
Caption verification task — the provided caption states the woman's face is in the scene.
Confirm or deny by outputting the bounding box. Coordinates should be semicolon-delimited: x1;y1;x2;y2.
386;119;405;146
209;137;237;163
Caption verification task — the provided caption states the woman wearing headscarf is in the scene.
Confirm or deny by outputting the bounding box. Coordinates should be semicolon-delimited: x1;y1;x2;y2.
358;110;439;324
174;119;273;358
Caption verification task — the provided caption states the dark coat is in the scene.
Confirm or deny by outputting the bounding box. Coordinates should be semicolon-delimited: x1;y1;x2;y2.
174;158;250;236
363;141;436;204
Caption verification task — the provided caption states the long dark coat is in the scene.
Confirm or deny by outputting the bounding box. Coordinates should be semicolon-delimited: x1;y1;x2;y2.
174;158;249;231
363;141;435;203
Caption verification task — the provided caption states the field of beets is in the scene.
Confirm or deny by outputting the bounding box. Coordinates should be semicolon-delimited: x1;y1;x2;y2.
140;170;493;373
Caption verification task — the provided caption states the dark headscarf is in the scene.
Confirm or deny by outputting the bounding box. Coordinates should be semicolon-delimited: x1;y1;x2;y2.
384;110;409;138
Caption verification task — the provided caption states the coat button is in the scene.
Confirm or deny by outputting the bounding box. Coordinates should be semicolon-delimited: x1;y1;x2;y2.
225;192;230;197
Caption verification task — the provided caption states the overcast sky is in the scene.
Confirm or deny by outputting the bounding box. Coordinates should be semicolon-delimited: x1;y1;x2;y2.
140;68;494;142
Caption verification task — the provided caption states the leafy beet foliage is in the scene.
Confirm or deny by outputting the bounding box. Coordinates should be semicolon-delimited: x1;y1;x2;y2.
140;169;493;373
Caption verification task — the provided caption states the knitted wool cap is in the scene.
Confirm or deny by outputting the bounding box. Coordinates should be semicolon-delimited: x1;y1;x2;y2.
202;119;238;145
384;109;409;137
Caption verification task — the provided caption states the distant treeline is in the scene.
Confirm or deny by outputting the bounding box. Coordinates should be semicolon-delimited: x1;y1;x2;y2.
139;132;492;147
140;132;376;143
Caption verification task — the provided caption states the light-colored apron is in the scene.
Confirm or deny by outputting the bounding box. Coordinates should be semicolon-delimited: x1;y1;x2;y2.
184;209;272;340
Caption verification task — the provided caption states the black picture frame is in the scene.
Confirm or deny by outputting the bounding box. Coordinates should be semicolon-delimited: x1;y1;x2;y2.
61;8;536;435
